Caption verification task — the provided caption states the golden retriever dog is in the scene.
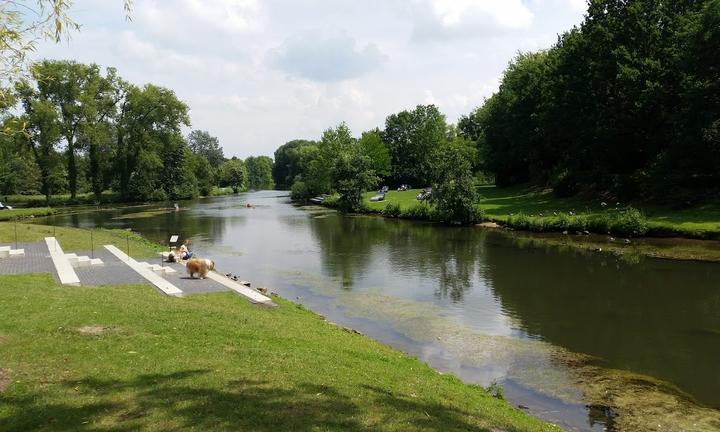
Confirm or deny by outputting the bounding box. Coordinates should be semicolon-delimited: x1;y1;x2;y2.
186;258;215;279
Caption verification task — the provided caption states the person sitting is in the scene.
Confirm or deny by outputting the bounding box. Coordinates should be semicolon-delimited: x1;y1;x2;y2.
179;239;193;260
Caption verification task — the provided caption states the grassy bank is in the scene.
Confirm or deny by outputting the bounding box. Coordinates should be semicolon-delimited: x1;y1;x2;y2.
0;274;555;431
0;207;56;221
359;186;720;239
0;222;161;257
3;187;241;209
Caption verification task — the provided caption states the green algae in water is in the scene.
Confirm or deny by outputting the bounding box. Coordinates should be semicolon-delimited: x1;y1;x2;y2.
280;268;720;432
112;209;176;220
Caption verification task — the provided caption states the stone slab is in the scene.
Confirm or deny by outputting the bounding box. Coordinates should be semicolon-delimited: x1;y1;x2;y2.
44;237;80;286
104;245;183;296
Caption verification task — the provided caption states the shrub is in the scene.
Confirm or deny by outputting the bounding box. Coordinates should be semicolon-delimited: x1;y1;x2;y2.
609;207;648;237
290;180;311;201
382;202;402;218
507;213;532;230
323;195;339;208
401;202;432;220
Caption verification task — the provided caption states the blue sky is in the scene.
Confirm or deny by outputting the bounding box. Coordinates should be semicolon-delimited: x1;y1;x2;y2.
34;0;587;158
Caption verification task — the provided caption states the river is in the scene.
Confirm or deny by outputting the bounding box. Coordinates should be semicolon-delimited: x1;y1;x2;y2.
36;191;720;432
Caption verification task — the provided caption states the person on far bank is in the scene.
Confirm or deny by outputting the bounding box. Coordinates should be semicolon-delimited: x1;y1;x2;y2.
179;239;193;260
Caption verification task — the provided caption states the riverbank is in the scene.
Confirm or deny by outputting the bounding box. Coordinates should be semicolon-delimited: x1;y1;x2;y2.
0;207;56;221
359;186;720;240
0;222;162;257
0;224;556;431
3;187;239;209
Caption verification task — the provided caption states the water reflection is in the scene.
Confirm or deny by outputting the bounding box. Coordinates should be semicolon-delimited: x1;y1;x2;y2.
36;192;720;431
481;239;720;408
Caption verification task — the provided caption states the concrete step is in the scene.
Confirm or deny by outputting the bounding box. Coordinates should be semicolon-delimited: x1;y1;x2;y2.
76;256;91;267
150;264;176;274
9;249;24;257
90;258;104;266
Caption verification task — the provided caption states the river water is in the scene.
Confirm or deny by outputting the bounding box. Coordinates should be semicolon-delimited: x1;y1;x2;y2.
37;191;720;431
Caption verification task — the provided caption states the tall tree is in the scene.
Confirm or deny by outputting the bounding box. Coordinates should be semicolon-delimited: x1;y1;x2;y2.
383;105;447;186
32;60;103;199
187;130;224;168
15;81;65;202
114;83;189;199
245;156;274;190
358;129;391;182
272;139;319;189
218;158;248;193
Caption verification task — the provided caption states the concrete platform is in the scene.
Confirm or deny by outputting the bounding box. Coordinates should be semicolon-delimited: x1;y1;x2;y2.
104;245;183;297
173;260;275;305
45;237;81;286
0;242;56;279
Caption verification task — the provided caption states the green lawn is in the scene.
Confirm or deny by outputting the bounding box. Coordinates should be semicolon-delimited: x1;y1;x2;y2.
0;208;56;221
361;186;720;238
2;191;123;208
364;189;424;212
0;274;555;432
0;222;162;258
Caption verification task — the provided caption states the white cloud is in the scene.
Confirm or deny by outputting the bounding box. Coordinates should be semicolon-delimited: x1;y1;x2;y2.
565;0;588;12
412;0;534;41
31;0;584;158
268;31;386;82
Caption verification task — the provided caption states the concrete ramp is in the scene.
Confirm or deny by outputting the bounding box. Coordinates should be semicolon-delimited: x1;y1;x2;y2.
175;259;275;306
44;237;80;286
104;245;183;297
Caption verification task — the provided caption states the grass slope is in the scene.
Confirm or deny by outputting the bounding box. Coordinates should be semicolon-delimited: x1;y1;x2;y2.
0;222;161;258
362;186;720;238
0;274;555;432
0;208;56;221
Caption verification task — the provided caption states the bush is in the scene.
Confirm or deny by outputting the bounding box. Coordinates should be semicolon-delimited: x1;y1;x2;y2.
382;202;402;218
401;202;432;220
609;207;648;237
323;195;339;208
290;180;311;201
507;213;532;230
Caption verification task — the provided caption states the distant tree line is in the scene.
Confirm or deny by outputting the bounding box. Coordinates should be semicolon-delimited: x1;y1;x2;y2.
459;0;720;203
275;0;719;213
0;60;274;203
273;105;481;223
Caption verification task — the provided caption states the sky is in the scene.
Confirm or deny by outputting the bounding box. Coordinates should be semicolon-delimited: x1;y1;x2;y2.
34;0;587;159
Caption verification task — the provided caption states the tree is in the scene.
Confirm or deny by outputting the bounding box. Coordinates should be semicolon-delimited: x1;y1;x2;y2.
272;139;319;189
218;158;248;193
115;83;190;199
332;145;378;213
32;60;105;199
187;130;224;168
15;83;64;202
128;149;165;201
0;1;132;130
245;156;274;190
0;153;42;195
162;136;198;200
358;129;391;182
430;140;481;225
191;154;215;196
383;105;447;186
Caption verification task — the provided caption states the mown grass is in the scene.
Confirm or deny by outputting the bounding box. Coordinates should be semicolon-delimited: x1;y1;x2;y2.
3;191;123;208
3;187;240;209
0;222;162;257
0;207;56;221
0;274;556;432
357;186;720;239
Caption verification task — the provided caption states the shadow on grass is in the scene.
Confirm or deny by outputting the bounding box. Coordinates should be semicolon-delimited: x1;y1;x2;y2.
0;370;508;431
1;369;360;431
361;384;503;432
